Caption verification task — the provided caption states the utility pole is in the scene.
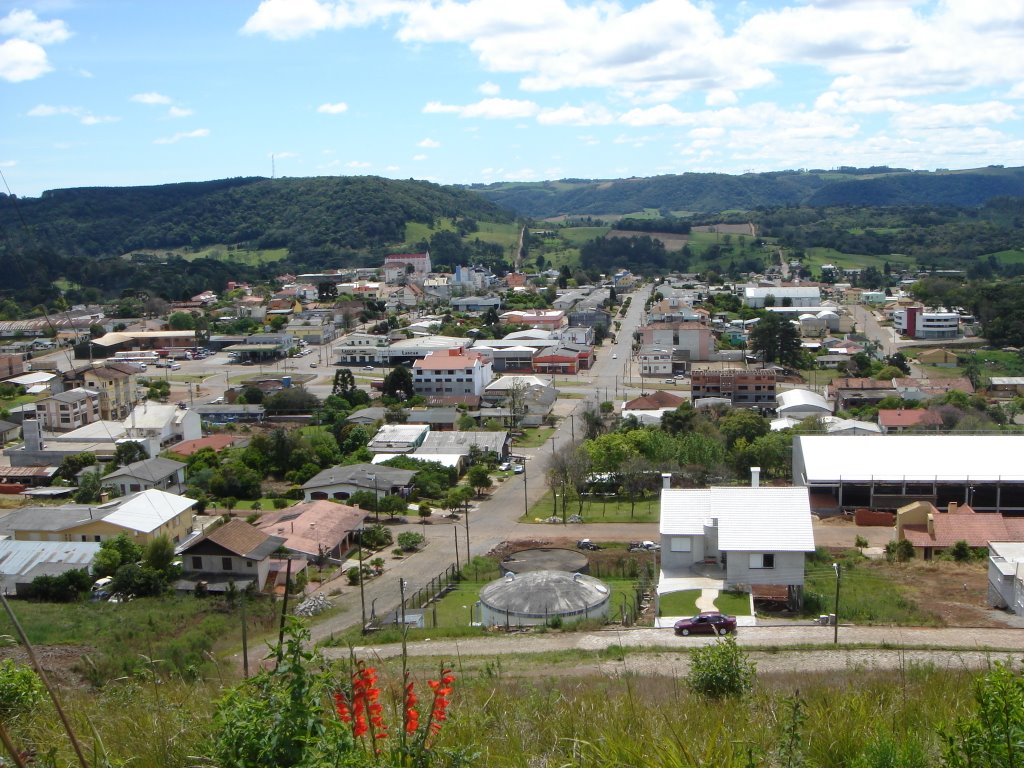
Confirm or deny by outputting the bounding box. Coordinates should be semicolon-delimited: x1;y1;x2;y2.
453;525;460;571
832;562;841;645
358;528;367;632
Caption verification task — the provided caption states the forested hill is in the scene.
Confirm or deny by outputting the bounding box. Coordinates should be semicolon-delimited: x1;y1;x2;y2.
0;175;512;259
470;166;1024;218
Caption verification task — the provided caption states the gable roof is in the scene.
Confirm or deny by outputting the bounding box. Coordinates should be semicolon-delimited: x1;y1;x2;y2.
661;487;814;552
877;409;943;428
255;501;367;556
301;463;415;490
187;518;283;559
100;489;196;533
103;456;185;483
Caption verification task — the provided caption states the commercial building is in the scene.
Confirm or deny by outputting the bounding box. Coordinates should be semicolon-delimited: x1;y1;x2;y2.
793;435;1024;513
893;307;959;340
412;348;493;397
743;286;821;309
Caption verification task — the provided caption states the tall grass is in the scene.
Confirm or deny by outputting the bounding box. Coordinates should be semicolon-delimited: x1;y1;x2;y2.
2;647;1001;768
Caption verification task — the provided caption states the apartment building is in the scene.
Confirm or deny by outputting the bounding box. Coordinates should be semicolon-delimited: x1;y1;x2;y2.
690;369;777;407
412;348;493;397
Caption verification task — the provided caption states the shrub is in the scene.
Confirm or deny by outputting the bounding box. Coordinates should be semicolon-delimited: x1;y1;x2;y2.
346;566;363;586
272;497;289;509
885;538;916;563
397;531;425;552
359;524;393;550
0;659;44;718
949;540;972;562
687;635;756;698
854;535;869;549
942;662;1024;768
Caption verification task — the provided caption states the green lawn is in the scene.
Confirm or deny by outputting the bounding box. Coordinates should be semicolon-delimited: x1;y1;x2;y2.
658;589;699;616
513;426;556;448
0;393;39;411
714;590;752;616
525;491;660;523
472;221;521;249
803;551;937;625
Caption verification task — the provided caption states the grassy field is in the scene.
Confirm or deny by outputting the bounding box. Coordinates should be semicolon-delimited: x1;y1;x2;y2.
989;248;1024;264
3;648;994;768
0;594;279;682
512;426;556;448
658;589;752;617
180;246;288;265
525;491;660;523
803;247;915;272
472;220;521;249
557;226;610;245
803;550;937;625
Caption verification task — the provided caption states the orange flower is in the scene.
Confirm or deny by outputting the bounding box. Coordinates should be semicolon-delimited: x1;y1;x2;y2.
334;692;352;723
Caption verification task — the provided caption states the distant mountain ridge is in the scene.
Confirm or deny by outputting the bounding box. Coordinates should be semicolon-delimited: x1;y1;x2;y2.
469;166;1024;218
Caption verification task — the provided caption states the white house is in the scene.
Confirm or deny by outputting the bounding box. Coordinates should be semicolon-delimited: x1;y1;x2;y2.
412;348;493;397
893;307;959;340
658;473;814;608
124;404;201;453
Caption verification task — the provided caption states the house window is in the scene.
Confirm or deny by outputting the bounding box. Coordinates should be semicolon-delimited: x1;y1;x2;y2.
192;556;202;570
670;537;691;552
222;557;233;571
246;560;254;568
749;553;775;569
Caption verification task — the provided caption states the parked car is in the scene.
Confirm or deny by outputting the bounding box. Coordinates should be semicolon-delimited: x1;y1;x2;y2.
362;365;375;370
628;540;661;552
498;462;512;471
663;378;674;384
576;538;601;551
512;463;525;474
674;612;737;636
612;353;618;359
310;362;318;368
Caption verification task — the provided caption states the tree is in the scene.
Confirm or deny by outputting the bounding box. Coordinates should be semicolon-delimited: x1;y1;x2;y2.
74;469;103;503
749;312;802;367
396;531;425;552
317;281;338;302
92;533;144;578
331;368;357;396
377;494;408;520
144;534;177;576
57;452;97;481
110;563;166;598
113;440;148;468
661;403;696;436
382;366;414;400
168;311;197;330
719;409;770;450
467;465;493;497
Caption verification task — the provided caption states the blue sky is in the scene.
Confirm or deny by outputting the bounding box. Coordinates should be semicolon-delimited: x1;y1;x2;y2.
2;0;1023;197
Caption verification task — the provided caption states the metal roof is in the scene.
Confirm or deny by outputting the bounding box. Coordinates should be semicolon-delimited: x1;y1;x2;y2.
418;431;507;455
0;540;100;591
795;435;1024;483
660;487;814;552
101;489;196;533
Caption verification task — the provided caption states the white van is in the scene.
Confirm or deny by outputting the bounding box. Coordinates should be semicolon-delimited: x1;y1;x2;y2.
169;363;181;371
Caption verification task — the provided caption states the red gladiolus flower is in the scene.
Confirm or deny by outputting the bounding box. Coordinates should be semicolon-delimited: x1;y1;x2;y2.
334;692;352;723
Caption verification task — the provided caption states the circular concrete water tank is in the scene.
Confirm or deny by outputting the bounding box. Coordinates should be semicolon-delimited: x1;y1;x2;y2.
500;547;589;575
478;570;610;627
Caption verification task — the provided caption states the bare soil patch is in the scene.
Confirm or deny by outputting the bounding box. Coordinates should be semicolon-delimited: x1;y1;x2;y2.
0;644;94;688
692;223;756;236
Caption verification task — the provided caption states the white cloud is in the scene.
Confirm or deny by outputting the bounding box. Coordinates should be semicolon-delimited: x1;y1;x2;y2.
347;160;371;167
80;115;119;125
385;164;401;171
132;92;172;105
28;104;118;125
478;81;500;95
537;104;614;126
423;97;538;119
154;128;210;145
413;154;427;161
317;101;348;114
167;106;193;118
417;137;441;148
0;38;51;82
0;10;71;45
0;159;16;168
893;101;1016;130
619;104;694;127
241;0;413;40
706;88;737;106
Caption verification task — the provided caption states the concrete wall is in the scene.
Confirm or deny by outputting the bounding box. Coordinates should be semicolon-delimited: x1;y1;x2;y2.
725;551;805;588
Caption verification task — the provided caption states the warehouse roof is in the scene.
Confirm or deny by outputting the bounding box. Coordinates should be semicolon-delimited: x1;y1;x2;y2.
795;435;1024;483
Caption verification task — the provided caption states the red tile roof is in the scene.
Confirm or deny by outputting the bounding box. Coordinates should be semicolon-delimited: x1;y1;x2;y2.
902;507;1024;548
624;390;686;410
413;349;483;370
877;409;943;428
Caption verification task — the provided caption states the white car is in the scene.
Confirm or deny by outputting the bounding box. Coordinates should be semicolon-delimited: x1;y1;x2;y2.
612;353;618;359
513;463;525;474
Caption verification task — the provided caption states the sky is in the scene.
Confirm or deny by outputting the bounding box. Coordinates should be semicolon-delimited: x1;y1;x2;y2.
1;0;1023;198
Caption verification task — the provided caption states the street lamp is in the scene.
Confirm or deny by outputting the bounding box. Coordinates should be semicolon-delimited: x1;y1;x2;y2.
368;473;380;522
358;526;367;633
832;562;841;645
